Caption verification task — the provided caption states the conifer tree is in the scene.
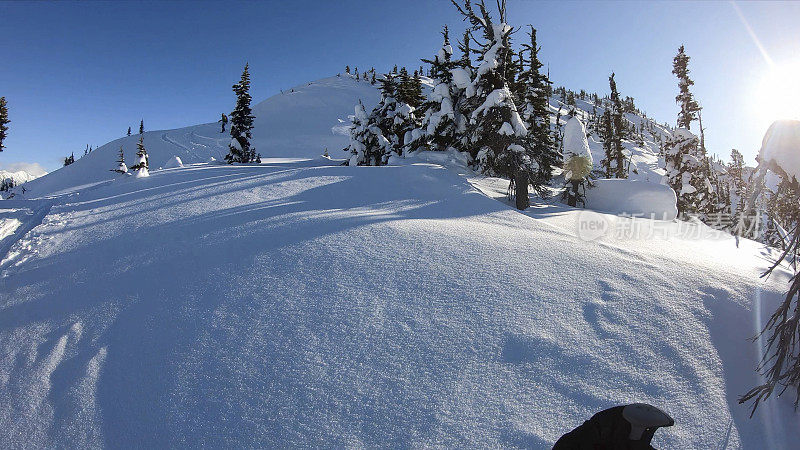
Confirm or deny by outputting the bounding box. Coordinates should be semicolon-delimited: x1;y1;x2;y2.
518;26;558;188
226;63;260;163
139;119;144;135
664;128;716;218
127;126;132;136
129;136;149;177
673;45;701;130
451;0;542;208
599;109;614;177
0;97;9;152
346;100;392;166
600;73;628;178
378;73;418;156
417;26;459;152
458;28;472;68
728;149;747;214
63;152;75;166
113;145;128;174
450;28;475;150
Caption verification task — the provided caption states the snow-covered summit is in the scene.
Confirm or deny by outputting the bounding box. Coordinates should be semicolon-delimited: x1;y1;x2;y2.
18;75;381;198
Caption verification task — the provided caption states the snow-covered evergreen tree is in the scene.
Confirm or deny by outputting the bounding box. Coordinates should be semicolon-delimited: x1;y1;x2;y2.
672;45;701;130
127;126;131;136
664;128;715;218
113;145;128;174
346;100;392;166
392;70;423;154
226;63;260;164
0;97;9;152
449;29;476;150
129;136;149;177
417;26;459;152
728;149;746;198
518;26;558;188
452;0;543;209
139;119;144;135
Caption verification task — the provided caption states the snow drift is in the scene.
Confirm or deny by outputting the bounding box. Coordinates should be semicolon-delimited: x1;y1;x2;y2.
584;178;678;220
758;119;800;181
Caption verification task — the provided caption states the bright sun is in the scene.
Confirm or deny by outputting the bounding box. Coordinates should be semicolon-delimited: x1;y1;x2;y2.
756;62;800;121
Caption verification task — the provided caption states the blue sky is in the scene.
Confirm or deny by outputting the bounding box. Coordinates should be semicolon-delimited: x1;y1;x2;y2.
1;0;798;172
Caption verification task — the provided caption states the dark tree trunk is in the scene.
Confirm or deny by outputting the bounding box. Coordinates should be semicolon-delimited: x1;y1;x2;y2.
567;180;579;207
514;170;529;210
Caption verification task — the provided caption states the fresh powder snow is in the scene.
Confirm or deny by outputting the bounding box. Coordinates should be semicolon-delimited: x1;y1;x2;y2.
0;75;798;449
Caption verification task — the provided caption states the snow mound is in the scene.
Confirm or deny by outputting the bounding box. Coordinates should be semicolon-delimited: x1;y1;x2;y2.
163;156;184;169
562;116;592;162
758;119;800;181
585;178;678;220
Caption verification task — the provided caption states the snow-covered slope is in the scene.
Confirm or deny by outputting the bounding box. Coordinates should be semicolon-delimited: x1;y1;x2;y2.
0;160;798;448
18;75;381;198
562;97;672;184
18;74;674;200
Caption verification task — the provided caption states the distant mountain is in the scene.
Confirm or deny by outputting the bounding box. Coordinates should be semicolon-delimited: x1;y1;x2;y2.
0;168;45;187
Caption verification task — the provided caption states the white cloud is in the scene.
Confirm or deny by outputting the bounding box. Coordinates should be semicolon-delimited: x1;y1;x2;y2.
0;161;49;177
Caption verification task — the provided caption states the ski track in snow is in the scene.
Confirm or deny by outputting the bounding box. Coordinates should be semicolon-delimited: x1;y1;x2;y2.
0;200;55;273
0;160;798;448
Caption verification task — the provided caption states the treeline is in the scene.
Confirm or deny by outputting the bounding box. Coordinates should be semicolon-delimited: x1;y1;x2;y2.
341;0;793;243
344;0;660;210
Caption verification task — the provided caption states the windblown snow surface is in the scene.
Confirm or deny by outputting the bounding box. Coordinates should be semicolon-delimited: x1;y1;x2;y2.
1;158;798;448
2;76;799;448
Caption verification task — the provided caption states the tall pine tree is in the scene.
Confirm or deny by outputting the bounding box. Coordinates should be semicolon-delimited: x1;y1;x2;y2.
673;45;701;130
518;26;558;188
600;73;628;178
0;97;9;152
226;63;260;163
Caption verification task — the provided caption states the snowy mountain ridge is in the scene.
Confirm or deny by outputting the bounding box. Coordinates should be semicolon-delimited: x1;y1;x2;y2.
0;169;45;188
11;74;671;201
